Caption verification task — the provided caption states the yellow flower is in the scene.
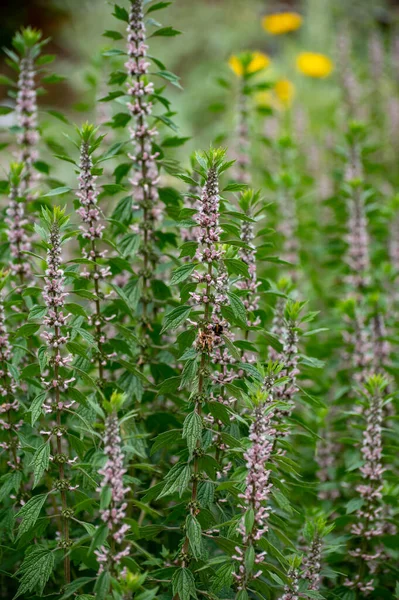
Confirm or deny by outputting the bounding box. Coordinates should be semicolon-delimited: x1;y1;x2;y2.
228;55;244;77
228;52;271;77
247;52;271;74
274;79;295;106
296;52;333;78
262;12;302;35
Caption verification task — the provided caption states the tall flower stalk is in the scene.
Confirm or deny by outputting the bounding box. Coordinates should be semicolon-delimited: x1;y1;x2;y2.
233;364;283;597
95;394;131;580
12;28;43;199
125;0;160;347
6;163;32;285
75;124;111;382
345;375;390;595
0;280;22;472
236;191;261;333
41;208;75;585
181;150;225;558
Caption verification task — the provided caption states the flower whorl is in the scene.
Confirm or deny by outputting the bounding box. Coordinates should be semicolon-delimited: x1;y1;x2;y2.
125;0;160;244
0;298;22;470
345;377;388;593
76;129;111;374
42;217;74;410
95;412;131;574
191;162;227;353
6;164;32;282
16;45;40;198
233;372;280;590
302;536;322;591
237;219;260;322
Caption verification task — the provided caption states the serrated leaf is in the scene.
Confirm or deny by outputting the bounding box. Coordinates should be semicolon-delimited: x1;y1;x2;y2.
182;411;202;455
29;391;47;425
227;292;247;326
157;463;191;499
186;515;202;559
31;442;50;488
170;263;197;285
28;305;47;321
172;567;197;600
16;493;48;539
59;577;95;599
14;545;55;598
161;305;191;333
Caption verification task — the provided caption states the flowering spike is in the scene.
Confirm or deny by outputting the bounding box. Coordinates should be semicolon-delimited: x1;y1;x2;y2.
76;124;111;379
125;0;160;336
0;292;22;472
41;208;75;585
6;162;32;285
13;28;43;199
95;410;131;575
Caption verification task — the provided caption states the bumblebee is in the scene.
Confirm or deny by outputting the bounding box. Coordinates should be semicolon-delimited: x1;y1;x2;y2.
212;323;224;335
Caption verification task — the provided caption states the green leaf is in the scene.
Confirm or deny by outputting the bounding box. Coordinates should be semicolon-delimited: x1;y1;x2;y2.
42;186;72;197
147;1;172;13
151;26;182;37
186;515;202;559
151;429;182;456
223;182;248;192
155;70;183;89
162;135;190;147
172;567;197;600
46;109;69;122
0;106;13;115
93;570;110;600
182;411;202;455
31;442;50;488
28;305;47;321
170;263;197;285
112;4;129;21
158;463;191;499
161;305;191;333
227;292;247;326
346;497;364;514
89;524;109;555
180;358;198;389
238;362;263;382
16;493;48;540
224;258;250;278
59;578;95;600
103;30;123;40
29;391;47;426
14;323;40;338
14;546;55;598
38;346;49;373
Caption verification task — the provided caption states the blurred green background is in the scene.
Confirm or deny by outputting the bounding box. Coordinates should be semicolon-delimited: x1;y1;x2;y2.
1;0;399;154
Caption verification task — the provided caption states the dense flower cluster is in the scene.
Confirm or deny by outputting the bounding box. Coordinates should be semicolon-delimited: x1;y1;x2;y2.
237;220;260;323
76;132;111;374
280;569;299;600
344;142;370;291
125;0;160;264
345;378;387;593
234;375;279;590
95;412;130;574
16;45;39;198
0;298;21;470
191;165;226;353
42;220;74;412
302;535;322;590
6;164;32;282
